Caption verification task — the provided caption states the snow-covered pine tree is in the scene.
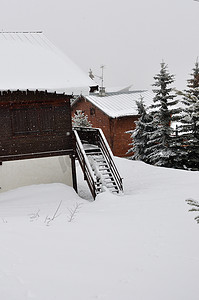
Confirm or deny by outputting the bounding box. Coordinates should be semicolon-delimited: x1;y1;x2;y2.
146;62;181;168
127;97;152;163
179;60;199;170
72;110;92;128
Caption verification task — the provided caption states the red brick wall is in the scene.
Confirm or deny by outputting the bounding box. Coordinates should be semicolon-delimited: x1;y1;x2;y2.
72;97;137;157
112;116;137;157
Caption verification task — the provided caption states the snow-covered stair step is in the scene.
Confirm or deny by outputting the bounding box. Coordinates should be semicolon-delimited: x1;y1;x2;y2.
98;163;109;167
106;186;118;191
108;185;119;191
93;157;105;162
99;169;110;174
103;175;114;180
111;190;119;194
86;152;102;156
105;181;116;186
108;188;119;193
104;180;115;185
103;176;114;181
94;160;106;165
100;171;112;176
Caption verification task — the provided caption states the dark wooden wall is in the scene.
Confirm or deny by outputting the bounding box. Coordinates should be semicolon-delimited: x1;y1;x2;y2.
0;90;74;161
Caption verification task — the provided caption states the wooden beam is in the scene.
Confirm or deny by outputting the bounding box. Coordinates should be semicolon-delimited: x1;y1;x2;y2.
70;154;77;193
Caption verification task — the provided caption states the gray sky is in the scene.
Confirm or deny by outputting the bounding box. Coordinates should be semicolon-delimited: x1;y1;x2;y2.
1;0;199;91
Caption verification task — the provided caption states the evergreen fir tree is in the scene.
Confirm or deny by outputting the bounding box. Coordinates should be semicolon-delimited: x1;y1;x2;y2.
72;110;92;128
146;62;181;167
187;59;199;93
127;97;152;163
179;60;199;170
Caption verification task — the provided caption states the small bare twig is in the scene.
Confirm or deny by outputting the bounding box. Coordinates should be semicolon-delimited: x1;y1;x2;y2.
45;200;63;226
67;203;83;222
1;217;7;223
29;209;40;222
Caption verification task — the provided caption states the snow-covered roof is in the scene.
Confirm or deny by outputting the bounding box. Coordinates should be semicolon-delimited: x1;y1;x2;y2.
0;31;94;95
77;90;154;118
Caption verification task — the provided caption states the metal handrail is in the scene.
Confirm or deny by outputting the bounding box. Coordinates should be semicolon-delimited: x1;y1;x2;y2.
73;129;97;199
96;129;123;191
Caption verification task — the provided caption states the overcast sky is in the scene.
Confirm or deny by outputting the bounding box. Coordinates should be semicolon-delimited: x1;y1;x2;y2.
1;0;199;91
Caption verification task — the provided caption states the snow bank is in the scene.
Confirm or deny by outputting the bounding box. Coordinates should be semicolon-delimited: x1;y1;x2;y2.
0;159;199;300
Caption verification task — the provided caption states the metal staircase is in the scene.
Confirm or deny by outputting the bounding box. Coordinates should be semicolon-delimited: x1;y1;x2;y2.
73;127;123;199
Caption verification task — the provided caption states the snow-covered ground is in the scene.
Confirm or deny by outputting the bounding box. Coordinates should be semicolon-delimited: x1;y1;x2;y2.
0;158;199;300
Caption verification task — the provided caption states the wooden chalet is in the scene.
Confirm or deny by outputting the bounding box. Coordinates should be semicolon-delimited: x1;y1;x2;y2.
0;32;93;193
0;32;124;199
72;88;154;157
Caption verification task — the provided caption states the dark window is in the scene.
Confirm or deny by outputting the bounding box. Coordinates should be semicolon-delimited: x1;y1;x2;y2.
40;107;54;132
12;108;39;135
27;108;39;133
12;109;25;135
11;106;54;136
54;106;69;131
90;107;95;116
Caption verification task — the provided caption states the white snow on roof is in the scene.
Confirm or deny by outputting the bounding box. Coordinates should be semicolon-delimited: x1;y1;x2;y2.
83;90;154;118
0;32;94;95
